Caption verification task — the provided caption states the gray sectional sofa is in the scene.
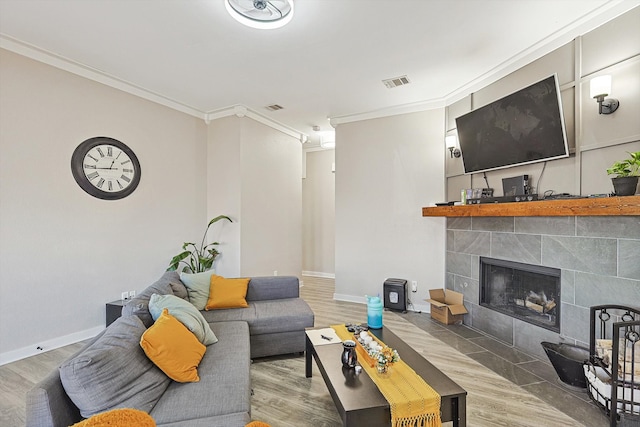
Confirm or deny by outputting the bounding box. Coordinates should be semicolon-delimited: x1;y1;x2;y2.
26;271;314;427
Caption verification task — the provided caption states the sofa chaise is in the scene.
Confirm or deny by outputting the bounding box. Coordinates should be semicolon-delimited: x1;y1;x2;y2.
26;271;314;427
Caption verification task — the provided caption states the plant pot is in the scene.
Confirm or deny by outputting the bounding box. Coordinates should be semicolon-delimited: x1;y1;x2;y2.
611;176;639;196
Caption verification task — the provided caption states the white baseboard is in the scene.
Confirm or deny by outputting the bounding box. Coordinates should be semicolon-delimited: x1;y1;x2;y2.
333;293;367;304
0;325;103;366
405;302;432;313
302;271;335;279
333;293;431;314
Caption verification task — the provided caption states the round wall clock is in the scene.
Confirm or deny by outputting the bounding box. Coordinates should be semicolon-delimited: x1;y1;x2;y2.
71;136;141;200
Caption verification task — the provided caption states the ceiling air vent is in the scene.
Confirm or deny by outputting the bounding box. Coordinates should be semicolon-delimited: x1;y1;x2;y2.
265;104;284;111
382;75;410;89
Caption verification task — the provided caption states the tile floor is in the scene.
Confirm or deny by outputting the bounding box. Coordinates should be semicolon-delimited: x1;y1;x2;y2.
398;311;612;427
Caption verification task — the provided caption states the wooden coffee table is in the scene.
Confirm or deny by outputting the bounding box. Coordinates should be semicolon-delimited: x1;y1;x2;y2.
305;326;467;427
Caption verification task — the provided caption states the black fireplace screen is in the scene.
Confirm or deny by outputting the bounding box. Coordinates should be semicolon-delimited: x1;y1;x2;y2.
480;257;560;332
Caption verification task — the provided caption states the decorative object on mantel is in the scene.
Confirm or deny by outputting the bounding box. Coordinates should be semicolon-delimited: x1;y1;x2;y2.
167;215;232;273
607;151;640;196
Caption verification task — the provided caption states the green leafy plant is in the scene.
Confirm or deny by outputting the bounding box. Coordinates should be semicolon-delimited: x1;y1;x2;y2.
606;151;640;177
167;215;232;273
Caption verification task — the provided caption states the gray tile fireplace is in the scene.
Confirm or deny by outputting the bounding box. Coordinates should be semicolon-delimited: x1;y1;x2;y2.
480;256;561;333
445;215;640;359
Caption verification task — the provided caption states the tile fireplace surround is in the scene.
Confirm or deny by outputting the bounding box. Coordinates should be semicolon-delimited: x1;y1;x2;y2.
444;213;640;360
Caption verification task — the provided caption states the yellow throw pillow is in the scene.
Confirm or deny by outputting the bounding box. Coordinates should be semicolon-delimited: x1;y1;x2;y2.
205;275;250;310
71;408;156;426
140;309;206;383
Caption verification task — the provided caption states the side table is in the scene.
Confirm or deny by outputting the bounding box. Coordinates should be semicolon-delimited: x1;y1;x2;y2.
105;300;127;327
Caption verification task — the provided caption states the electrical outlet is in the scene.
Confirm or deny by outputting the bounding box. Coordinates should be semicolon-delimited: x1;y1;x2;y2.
411;281;418;292
129;290;136;298
273;270;278;276
121;291;129;300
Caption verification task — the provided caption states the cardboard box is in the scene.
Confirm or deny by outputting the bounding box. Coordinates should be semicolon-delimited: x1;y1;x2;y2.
425;289;468;325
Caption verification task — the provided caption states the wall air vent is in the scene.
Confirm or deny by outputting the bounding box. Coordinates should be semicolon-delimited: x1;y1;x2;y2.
382;75;410;89
265;104;284;111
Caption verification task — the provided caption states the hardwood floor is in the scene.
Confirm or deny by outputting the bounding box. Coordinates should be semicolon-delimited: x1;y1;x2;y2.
0;276;606;426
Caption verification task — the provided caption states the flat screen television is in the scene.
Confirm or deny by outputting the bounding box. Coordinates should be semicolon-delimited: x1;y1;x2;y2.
455;75;569;174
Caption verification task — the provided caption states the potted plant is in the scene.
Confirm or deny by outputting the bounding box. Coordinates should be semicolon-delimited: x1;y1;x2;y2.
606;151;640;196
167;215;232;273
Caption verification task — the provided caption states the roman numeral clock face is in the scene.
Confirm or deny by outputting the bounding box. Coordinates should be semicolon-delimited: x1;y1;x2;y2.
71;137;141;200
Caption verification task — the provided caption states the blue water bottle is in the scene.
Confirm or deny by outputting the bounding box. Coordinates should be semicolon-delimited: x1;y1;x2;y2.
367;295;383;329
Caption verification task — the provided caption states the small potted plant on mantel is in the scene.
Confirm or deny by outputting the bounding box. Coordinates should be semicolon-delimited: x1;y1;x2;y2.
607;151;640;196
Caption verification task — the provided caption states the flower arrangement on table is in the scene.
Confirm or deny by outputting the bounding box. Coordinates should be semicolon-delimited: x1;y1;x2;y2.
355;331;400;373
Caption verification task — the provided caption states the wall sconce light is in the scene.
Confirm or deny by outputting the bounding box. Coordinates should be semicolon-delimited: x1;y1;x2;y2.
590;75;619;115
445;135;461;158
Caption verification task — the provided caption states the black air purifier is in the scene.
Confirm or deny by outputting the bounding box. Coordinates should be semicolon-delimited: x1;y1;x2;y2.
383;278;407;313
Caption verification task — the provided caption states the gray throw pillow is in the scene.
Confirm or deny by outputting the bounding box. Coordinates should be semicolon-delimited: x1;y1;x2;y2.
59;316;171;418
149;293;218;345
169;281;189;300
180;271;214;310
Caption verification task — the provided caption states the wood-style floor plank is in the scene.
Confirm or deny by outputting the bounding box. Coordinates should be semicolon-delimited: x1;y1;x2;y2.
0;276;595;427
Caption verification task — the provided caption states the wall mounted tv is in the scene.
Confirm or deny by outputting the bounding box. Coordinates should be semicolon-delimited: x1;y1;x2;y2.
455;75;569;174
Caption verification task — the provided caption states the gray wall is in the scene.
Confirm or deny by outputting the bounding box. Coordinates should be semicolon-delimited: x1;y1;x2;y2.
443;8;640;359
335;110;446;311
445;7;640;201
208;116;302;278
446;216;640;359
0;49;208;362
0;50;303;363
302;149;335;277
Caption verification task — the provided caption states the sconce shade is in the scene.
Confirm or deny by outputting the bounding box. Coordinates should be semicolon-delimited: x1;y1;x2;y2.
445;134;461;158
590;75;611;99
590;75;619;114
445;135;457;149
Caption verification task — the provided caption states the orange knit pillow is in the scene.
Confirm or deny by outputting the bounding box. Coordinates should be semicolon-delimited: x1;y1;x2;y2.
205;275;250;310
140;309;206;382
246;422;272;427
71;408;156;426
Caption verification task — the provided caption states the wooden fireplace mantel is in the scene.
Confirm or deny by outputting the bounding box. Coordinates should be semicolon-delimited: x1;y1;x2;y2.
422;195;640;217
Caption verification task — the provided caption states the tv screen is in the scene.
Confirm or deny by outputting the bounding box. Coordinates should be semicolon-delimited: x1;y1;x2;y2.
455;75;569;174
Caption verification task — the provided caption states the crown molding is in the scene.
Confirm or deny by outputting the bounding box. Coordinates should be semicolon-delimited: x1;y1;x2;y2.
0;35;206;119
0;35;309;141
443;0;640;106
330;0;640;126
205;105;308;142
330;98;445;127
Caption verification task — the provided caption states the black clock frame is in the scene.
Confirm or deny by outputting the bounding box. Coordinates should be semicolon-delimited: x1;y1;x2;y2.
71;136;141;200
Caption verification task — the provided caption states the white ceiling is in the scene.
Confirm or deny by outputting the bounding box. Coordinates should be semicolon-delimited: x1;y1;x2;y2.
1;0;637;141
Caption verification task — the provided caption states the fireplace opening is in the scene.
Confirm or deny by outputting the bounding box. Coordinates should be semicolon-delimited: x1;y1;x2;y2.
480;257;560;332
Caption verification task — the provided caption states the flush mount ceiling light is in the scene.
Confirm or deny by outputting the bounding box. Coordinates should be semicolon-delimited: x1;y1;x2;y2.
225;0;294;30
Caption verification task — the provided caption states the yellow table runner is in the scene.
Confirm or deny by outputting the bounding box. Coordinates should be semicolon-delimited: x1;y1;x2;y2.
332;325;441;427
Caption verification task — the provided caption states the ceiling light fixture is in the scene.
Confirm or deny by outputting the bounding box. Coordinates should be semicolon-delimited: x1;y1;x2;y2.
319;131;335;149
225;0;294;30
